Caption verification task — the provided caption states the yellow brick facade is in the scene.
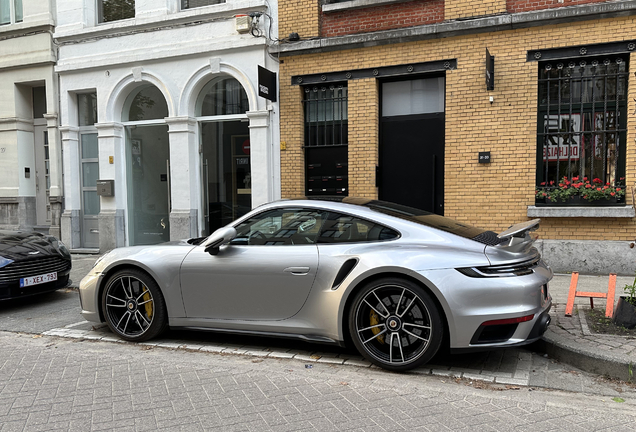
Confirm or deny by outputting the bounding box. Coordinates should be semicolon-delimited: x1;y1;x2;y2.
278;0;320;40
445;0;506;19
279;15;636;241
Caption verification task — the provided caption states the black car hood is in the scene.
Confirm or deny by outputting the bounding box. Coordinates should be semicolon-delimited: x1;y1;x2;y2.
0;230;65;262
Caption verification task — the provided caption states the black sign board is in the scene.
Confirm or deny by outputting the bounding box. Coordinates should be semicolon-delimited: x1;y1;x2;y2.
479;152;491;164
258;66;277;102
485;48;495;91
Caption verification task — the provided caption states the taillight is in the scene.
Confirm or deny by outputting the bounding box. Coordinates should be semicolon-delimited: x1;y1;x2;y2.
481;314;534;326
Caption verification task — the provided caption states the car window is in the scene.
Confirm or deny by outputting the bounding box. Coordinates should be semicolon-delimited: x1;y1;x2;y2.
230;208;327;246
317;212;399;244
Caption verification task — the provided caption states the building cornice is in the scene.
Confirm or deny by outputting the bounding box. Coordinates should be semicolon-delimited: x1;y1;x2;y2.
54;0;269;44
274;0;636;56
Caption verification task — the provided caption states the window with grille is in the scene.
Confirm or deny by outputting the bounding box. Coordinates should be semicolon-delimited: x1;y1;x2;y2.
536;56;628;204
303;84;349;196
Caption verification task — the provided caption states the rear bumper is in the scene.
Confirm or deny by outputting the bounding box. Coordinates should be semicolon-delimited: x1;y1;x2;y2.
417;260;553;349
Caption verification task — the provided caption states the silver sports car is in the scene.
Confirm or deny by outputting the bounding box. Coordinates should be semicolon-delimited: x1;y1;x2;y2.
79;198;552;371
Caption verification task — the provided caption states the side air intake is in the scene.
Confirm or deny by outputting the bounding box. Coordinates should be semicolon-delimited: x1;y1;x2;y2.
331;259;359;290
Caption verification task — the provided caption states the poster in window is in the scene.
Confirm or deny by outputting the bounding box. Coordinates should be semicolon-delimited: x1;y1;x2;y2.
543;114;580;162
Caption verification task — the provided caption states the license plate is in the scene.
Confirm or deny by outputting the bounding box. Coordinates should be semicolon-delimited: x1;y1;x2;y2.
20;272;57;288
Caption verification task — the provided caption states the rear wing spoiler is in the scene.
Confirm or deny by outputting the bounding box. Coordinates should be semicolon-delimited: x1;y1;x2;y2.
497;219;540;242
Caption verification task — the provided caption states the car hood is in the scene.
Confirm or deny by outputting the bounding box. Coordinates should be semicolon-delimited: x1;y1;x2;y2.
0;230;66;262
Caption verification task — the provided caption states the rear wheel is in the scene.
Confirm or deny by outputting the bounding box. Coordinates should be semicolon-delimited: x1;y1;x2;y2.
102;269;167;342
348;278;443;371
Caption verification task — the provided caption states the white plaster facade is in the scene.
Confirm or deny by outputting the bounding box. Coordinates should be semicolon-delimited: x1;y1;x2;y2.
0;1;63;237
55;0;280;251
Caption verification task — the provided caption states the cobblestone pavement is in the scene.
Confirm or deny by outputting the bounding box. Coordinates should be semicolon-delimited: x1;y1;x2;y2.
2;331;636;432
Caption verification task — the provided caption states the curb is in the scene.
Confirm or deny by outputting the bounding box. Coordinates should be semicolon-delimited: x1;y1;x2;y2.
41;327;531;386
538;329;633;382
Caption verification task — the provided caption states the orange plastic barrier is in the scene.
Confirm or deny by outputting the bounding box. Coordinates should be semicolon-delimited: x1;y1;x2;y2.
564;272;616;318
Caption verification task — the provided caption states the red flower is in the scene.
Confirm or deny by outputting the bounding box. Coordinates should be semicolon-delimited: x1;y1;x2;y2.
585;184;592;189
583;195;588;199
617;188;622;192
540;182;546;186
596;187;602;191
572;176;579;181
611;192;616;197
606;182;610;186
584;177;588;181
593;178;602;184
542;192;547;197
549;181;555;186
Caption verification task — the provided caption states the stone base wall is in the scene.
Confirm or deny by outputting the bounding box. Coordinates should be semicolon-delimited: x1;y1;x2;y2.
536;240;636;276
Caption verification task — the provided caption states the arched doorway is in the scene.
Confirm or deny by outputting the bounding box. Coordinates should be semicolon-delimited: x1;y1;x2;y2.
197;76;251;235
122;84;170;245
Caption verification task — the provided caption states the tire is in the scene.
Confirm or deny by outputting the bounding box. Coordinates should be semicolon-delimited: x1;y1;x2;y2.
348;277;443;371
101;269;168;342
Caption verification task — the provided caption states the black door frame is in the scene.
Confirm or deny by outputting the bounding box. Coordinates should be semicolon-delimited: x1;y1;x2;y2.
378;73;446;214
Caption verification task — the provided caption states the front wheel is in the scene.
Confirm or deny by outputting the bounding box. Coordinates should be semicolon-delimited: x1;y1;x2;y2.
348;278;443;371
102;269;168;342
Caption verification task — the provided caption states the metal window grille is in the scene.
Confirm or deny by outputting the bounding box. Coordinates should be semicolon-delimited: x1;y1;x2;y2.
537;56;628;195
303;84;348;147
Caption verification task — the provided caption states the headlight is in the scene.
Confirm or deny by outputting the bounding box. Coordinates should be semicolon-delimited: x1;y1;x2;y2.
56;240;70;258
0;256;14;269
92;252;110;269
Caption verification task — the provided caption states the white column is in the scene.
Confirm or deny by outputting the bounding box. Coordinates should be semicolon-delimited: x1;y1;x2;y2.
166;116;199;240
96;122;126;250
44;113;63;239
59;125;81;248
246;110;273;208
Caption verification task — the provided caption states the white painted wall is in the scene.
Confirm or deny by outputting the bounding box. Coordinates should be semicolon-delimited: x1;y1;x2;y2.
56;0;280;246
0;0;58;201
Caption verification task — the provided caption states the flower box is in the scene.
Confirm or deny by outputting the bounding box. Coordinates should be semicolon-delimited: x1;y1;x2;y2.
535;176;626;207
535;196;624;207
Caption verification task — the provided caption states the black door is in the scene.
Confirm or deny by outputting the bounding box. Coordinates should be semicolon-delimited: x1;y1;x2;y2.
379;113;444;214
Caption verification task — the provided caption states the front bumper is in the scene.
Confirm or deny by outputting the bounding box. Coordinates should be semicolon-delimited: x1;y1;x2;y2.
0;273;70;301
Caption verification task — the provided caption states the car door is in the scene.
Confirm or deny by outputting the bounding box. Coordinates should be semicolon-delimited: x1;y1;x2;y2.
179;207;325;320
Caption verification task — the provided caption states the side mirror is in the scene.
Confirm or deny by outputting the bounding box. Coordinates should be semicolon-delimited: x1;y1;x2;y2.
202;226;237;256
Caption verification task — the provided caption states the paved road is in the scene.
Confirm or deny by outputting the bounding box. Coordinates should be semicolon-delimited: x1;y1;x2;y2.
1;330;636;432
1;255;636;402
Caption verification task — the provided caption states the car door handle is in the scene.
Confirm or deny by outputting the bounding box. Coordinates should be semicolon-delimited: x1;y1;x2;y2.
284;267;310;275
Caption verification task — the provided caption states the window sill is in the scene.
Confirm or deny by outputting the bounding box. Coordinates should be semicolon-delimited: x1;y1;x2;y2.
527;205;635;218
323;0;412;13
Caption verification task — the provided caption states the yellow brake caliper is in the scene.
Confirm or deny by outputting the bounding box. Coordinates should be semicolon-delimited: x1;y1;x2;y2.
370;310;385;344
142;286;153;320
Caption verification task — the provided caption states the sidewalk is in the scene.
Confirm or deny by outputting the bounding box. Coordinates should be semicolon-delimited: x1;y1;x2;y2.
542;273;636;381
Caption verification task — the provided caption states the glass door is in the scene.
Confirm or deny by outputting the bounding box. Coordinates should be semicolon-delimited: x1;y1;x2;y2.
126;125;170;245
201;120;251;235
80;132;100;248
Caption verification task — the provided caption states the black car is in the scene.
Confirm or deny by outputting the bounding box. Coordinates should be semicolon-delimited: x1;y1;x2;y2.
0;230;72;300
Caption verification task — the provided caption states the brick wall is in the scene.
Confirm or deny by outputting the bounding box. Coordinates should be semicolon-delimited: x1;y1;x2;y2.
507;0;610;13
321;0;444;38
279;15;636;241
279;85;306;198
279;0;321;40
445;0;506;19
348;79;379;197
